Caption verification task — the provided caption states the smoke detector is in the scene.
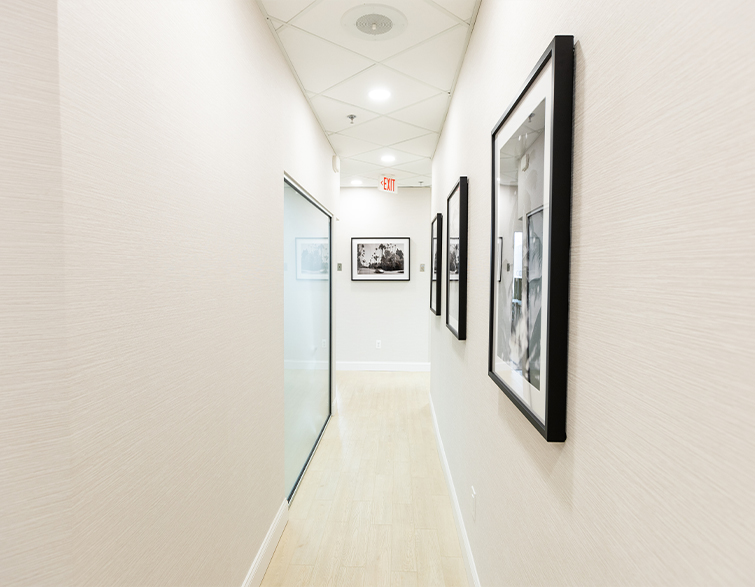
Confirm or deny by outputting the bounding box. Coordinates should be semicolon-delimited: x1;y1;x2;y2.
342;4;407;41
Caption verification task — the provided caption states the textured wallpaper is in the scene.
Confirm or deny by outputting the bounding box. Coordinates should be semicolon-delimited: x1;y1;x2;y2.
0;0;71;584
431;0;755;584
2;1;338;585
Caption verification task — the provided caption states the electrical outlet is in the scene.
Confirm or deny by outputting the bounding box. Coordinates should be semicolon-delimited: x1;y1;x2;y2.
321;339;327;349
420;263;425;272
471;486;476;521
376;340;381;349
337;263;342;271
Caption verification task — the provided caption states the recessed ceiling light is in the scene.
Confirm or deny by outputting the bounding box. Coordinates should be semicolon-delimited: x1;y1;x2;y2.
381;154;395;163
351;180;363;186
369;88;391;101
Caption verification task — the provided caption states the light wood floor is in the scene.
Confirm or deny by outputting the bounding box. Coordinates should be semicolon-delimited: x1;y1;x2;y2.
261;371;469;587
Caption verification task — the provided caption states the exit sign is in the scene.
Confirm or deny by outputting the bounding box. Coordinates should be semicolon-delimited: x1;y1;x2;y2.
378;176;397;193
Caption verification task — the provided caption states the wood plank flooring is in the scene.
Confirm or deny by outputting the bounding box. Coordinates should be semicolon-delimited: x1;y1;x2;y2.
261;371;468;587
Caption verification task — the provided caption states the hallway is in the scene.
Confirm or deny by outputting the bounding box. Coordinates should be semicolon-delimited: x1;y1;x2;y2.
262;372;467;587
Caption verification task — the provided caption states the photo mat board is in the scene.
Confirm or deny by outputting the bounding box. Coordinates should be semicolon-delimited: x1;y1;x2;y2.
431;213;442;315
351;237;411;281
488;35;574;442
446;177;468;340
296;237;329;280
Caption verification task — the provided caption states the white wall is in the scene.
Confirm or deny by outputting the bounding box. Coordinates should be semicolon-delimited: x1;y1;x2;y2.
1;1;338;585
336;187;431;371
432;1;755;585
0;2;71;585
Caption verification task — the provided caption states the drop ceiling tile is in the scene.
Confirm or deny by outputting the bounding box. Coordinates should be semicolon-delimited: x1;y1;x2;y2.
310;96;379;133
429;0;478;22
351;148;422;167
340;158;383;177
383;25;468;92
340;116;429;145
328;134;380;158
323;65;441;115
396;175;432;188
389;94;450;132
278;26;373;94
292;0;458;62
261;0;317;23
360;168;417;181
390;133;439;157
394;158;432;176
397;174;431;187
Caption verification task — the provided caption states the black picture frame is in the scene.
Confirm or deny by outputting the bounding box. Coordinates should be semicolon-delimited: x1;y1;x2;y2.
351;237;411;281
488;35;574;442
446;177;468;340
496;237;503;283
430;213;442;315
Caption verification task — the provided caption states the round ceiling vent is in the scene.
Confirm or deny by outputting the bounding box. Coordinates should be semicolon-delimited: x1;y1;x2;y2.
342;4;407;41
356;13;393;36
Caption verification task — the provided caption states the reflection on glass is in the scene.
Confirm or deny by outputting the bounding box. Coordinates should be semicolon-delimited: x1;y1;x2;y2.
493;99;548;422
283;181;330;499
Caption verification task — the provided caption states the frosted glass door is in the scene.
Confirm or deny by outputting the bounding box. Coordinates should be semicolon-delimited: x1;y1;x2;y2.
283;180;331;499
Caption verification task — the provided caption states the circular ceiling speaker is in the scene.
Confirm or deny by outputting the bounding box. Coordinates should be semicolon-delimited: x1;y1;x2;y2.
356;13;393;36
342;4;407;41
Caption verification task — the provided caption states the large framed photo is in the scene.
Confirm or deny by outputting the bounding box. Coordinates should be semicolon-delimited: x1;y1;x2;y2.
430;213;442;315
296;237;329;280
351;237;410;281
488;35;574;442
446;177;468;339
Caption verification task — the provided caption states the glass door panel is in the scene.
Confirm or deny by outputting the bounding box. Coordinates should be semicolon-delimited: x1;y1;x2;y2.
283;180;331;499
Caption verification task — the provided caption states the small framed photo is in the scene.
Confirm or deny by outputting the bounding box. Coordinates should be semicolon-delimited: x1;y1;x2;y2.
296;237;329;280
446;177;468;339
351;237;410;281
431;213;442;315
489;35;574;442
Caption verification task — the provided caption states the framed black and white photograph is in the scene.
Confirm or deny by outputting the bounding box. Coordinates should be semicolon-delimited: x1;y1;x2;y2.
448;238;460;281
296;237;329;280
430;213;442;315
446;177;468;339
351;237;410;281
488;35;574;442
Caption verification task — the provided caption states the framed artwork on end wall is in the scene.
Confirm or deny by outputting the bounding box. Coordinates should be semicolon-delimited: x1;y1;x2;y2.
446;177;468;339
430;213;442;315
488;35;574;442
296;237;329;280
351;237;411;281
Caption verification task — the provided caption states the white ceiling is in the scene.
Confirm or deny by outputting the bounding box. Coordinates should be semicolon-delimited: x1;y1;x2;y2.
256;0;481;187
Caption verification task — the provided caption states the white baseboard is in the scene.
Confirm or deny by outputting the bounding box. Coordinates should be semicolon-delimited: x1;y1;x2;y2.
241;499;289;587
336;361;430;372
429;394;481;587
